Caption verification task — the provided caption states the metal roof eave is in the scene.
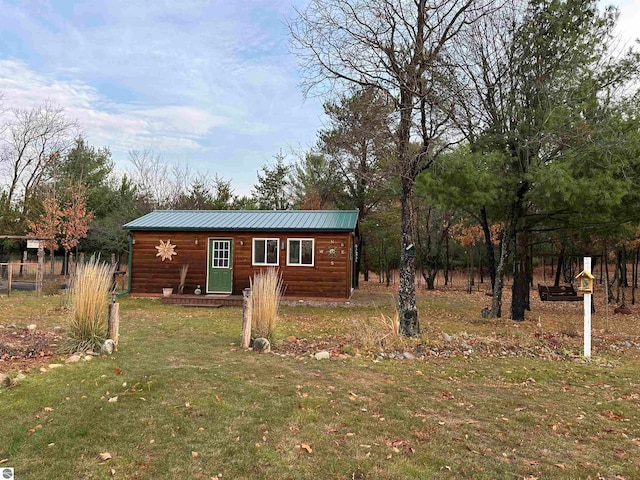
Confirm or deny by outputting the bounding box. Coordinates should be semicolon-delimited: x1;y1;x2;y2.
123;226;357;233
123;209;359;232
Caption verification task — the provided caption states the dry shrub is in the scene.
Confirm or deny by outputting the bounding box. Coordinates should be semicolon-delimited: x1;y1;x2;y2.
64;256;114;353
346;307;403;353
250;268;284;341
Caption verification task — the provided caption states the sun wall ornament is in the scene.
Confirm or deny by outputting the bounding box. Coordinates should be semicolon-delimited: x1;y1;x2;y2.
156;239;177;261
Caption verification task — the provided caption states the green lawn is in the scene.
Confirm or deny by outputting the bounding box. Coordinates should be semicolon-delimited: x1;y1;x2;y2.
1;291;639;479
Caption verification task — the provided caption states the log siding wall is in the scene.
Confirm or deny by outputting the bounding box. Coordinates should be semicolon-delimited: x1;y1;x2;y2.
130;230;354;298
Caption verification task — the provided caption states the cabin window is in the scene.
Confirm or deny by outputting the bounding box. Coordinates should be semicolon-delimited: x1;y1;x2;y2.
252;238;279;265
287;239;314;266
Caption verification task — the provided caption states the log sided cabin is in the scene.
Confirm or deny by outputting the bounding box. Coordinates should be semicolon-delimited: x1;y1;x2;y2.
123;210;359;299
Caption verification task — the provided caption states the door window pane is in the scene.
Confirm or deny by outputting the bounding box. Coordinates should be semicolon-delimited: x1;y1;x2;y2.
212;240;230;268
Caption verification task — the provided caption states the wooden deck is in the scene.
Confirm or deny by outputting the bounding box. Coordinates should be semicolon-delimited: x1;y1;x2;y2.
157;292;355;308
161;294;243;307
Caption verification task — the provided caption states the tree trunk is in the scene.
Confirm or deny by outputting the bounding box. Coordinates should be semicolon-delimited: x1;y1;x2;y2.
397;80;419;336
491;180;525;319
398;179;419;336
480;206;496;291
621;246;628;287
554;247;565;287
355;236;364;288
632;247;638;305
444;233;450;286
466;247;474;294
363;237;369;282
511;230;529;321
491;235;508;318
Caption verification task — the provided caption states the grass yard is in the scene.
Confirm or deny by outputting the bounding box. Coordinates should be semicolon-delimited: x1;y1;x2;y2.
1;285;639;479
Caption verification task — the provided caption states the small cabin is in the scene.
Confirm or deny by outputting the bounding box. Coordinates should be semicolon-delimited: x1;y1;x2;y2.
123;210;359;299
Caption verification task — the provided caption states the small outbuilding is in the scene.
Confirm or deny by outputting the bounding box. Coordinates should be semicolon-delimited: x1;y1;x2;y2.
123;210;359;299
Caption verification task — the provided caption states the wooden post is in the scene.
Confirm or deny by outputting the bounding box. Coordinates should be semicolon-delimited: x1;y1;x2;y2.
7;263;12;296
241;288;252;349
583;257;592;358
21;250;27;278
108;293;120;350
36;247;44;296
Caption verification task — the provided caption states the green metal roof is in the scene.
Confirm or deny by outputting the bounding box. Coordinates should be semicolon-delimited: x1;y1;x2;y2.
123;210;359;232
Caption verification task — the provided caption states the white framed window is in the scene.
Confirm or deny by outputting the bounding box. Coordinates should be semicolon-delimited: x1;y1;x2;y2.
287;238;314;266
252;238;279;266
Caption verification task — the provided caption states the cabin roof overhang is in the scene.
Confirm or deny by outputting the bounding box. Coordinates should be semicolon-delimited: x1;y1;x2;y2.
124;210;359;234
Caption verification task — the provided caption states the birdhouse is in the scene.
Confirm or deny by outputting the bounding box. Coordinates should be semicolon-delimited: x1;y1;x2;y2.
405;243;415;258
575;270;595;294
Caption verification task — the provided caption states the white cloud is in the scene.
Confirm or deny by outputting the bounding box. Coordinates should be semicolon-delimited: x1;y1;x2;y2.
0;1;327;194
0;59;230;154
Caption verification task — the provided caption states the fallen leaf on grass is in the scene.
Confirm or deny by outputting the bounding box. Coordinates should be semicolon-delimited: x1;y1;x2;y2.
300;443;312;453
43;406;54;412
0;459;8;464
28;424;43;434
108;396;118;403
191;451;198;458
613;448;627;458
98;452;113;461
554;463;566;470
601;410;624;420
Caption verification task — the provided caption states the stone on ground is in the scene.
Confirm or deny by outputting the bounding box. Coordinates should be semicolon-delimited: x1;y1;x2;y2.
253;338;271;353
314;351;330;360
101;339;115;355
65;354;82;363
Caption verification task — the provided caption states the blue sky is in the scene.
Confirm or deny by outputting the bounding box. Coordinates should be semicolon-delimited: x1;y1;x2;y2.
0;0;637;196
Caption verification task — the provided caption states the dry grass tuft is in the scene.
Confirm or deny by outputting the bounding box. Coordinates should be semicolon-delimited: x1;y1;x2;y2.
178;264;189;294
346;303;403;353
64;256;114;352
250;268;284;341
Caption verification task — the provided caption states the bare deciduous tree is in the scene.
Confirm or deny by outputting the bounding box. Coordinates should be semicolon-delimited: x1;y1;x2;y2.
0;101;78;214
290;0;494;336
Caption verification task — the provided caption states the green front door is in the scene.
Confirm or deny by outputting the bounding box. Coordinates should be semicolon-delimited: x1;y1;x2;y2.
207;238;233;293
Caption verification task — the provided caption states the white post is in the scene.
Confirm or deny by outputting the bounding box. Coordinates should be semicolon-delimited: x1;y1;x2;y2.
584;257;592;358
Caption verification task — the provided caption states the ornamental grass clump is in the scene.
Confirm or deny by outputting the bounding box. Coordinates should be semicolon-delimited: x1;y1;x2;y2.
250;268;284;342
64;256;115;353
346;302;402;353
